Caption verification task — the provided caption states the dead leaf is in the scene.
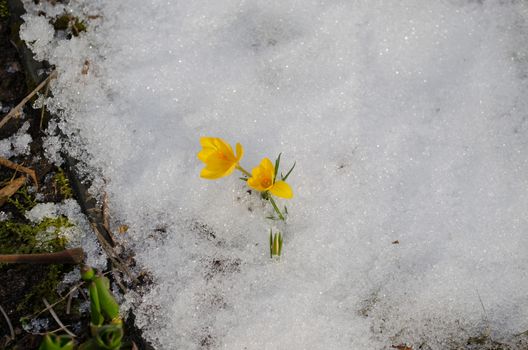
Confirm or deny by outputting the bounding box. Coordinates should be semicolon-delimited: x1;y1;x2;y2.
0;177;26;207
118;225;129;234
81;60;90;75
0;157;38;188
391;345;413;350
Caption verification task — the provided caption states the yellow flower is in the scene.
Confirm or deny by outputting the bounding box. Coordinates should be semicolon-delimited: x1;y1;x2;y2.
247;158;293;199
198;137;244;179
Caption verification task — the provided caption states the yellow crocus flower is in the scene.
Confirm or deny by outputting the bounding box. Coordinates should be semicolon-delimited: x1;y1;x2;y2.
198;137;244;179
247;158;293;199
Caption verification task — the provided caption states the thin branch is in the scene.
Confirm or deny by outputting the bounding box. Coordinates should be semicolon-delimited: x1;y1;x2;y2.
39;82;50;131
42;298;76;338
0;248;84;264
91;223;137;285
66;292;73;315
0;70;57;130
0;304;14;342
0;157;38;188
32;283;83;319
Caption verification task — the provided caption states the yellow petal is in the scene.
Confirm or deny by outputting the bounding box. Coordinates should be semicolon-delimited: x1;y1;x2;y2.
201;162;237;179
261;158;274;174
215;138;236;161
197;147;216;162
270;180;293;199
247;176;260;190
200;167;224;179
200;137;216;148
235;143;244;162
203;158;233;172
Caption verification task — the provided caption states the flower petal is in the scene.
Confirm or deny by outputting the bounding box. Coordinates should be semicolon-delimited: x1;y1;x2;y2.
197;147;216;162
262;158;274;173
200;167;224;179
200;137;217;148
269;180;293;199
214;138;236;161
204;158;233;172
235;143;244;162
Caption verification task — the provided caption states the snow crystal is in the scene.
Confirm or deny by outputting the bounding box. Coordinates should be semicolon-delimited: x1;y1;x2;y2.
19;15;55;62
0;121;32;158
20;0;528;349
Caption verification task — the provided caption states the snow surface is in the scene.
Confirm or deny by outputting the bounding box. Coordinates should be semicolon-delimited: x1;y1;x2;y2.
20;0;528;348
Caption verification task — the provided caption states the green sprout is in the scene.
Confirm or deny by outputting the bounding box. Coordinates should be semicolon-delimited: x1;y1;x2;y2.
80;266;121;333
39;334;74;350
270;229;283;258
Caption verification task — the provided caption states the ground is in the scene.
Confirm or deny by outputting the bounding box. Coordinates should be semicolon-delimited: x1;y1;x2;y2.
0;2;152;349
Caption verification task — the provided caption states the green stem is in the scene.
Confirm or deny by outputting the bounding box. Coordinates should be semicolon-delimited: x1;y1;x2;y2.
236;165;251;178
268;196;285;221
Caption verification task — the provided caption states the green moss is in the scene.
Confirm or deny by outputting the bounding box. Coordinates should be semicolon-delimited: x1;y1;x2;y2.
0;216;73;254
52;14;86;36
17;264;72;314
7;185;37;214
0;0;9;18
54;168;73;199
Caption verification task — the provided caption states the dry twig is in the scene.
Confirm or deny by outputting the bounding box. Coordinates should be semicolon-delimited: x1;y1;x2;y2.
42;298;76;338
0;304;14;343
0;70;57;130
91;224;137;287
0;157;38;188
0;177;26;207
0;248;84;264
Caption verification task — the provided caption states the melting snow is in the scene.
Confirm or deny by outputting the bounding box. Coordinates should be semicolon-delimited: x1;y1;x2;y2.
20;0;528;348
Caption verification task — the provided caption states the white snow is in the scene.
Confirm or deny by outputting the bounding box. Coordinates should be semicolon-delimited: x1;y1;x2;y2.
26;199;106;268
20;0;528;349
0;121;32;158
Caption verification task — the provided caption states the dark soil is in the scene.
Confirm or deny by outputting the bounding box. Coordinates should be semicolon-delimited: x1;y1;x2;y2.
0;2;153;349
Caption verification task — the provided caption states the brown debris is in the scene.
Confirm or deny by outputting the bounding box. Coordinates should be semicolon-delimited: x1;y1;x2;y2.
0;70;57;130
0;157;38;188
81;59;90;75
0;176;26;207
391;345;413;350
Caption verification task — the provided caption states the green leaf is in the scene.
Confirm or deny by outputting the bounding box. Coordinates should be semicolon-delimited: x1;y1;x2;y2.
39;334;74;350
268;196;285;221
94;276;120;321
94;324;123;350
88;281;104;327
239;177;248;182
274;153;282;182
269;230;273;258
278;233;283;256
281;161;296;181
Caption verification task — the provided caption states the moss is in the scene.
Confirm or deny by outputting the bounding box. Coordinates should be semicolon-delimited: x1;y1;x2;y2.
0;216;73;254
54;168;73;199
17;264;73;314
7;185;37;214
0;0;9;18
52;14;86;36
